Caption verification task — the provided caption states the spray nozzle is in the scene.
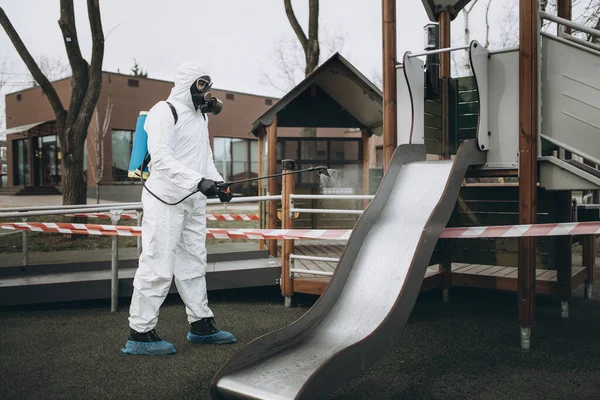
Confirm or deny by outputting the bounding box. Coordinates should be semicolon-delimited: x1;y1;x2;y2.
315;166;330;177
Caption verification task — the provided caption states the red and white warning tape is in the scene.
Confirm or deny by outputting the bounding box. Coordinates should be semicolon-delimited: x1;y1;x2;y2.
440;221;600;239
1;221;598;240
65;213;260;221
0;222;349;240
207;214;260;221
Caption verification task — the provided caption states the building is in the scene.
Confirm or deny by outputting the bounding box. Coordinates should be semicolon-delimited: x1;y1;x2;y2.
3;68;384;200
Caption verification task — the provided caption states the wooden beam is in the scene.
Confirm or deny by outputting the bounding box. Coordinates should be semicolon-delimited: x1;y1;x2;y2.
267;117;278;257
518;0;539;349
257;127;265;251
382;0;397;172
362;129;370;208
439;10;452;301
557;0;572;34
465;169;519;178
439;10;451;160
281;159;295;302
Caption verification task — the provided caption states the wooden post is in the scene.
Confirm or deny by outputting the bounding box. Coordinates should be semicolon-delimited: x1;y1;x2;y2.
583;235;596;299
267;117;278;257
382;0;397;172
557;0;572;34
518;0;539;350
257;127;265;250
555;191;572;318
439;10;452;302
362;129;371;209
281;159;295;306
439;10;451;161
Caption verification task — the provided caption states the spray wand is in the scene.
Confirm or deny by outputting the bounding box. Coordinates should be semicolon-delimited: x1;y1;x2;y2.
144;165;329;206
216;166;330;191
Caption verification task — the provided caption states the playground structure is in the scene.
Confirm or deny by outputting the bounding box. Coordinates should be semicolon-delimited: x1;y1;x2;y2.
211;0;600;398
0;0;598;398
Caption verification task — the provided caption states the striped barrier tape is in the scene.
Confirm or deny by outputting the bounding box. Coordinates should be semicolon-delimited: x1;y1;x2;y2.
439;221;600;239
65;213;260;221
1;221;599;240
0;222;350;240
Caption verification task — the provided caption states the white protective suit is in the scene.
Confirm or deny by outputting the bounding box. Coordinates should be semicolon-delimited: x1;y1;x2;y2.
128;61;224;333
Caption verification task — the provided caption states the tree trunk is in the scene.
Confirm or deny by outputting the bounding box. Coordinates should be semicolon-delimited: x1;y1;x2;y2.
96;183;100;204
62;137;87;205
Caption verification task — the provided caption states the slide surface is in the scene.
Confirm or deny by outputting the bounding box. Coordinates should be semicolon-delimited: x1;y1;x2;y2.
211;140;486;400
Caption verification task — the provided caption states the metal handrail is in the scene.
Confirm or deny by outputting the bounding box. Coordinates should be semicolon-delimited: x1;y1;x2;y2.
558;26;600;52
0;205;141;219
540;11;600;39
541;31;600;57
408;44;470;58
290;208;364;215
0;202;141;212
290;194;374;201
290;254;340;263
289;268;333;277
1;193;280;312
0;194;281;218
540;134;600;167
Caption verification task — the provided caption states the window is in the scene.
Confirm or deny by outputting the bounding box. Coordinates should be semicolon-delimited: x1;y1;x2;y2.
213;137;258;195
16;94;22;101
112;130;135;181
278;138;362;187
13;139;30;186
226;93;234;100
128;79;139;87
265;99;273;106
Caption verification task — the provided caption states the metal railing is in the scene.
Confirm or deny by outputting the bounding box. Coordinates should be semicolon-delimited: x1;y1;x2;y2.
289;254;339;278
284;194;371;283
0;194;280;312
288;194;373;217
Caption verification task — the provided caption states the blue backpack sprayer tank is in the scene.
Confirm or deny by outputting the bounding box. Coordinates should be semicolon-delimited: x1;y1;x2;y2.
128;111;150;180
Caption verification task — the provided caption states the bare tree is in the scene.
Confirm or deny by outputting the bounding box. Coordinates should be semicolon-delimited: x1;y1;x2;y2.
29;55;70;86
91;97;112;203
284;0;320;78
0;1;104;205
498;0;519;48
0;53;12;130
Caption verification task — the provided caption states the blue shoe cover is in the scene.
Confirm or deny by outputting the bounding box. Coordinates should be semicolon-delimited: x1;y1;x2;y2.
187;330;237;344
121;339;176;355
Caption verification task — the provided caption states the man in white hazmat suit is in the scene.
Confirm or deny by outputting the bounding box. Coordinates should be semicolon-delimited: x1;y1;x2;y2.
122;61;236;356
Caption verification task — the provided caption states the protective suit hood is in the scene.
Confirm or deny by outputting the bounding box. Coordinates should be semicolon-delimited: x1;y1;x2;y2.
167;61;208;111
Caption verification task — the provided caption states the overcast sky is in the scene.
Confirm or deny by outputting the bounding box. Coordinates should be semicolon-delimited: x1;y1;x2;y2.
0;0;519;94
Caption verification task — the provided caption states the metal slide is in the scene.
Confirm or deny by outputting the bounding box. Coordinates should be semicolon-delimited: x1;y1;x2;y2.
211;140;486;400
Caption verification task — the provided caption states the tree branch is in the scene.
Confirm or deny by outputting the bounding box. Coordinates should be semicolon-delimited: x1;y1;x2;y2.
308;0;319;43
58;0;86;77
485;0;492;48
0;7;65;117
73;0;104;147
284;0;308;51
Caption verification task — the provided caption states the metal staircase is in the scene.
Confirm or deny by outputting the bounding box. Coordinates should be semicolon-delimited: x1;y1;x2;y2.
538;12;600;191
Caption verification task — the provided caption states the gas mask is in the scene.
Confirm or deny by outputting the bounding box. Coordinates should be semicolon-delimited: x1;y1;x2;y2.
190;76;223;115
